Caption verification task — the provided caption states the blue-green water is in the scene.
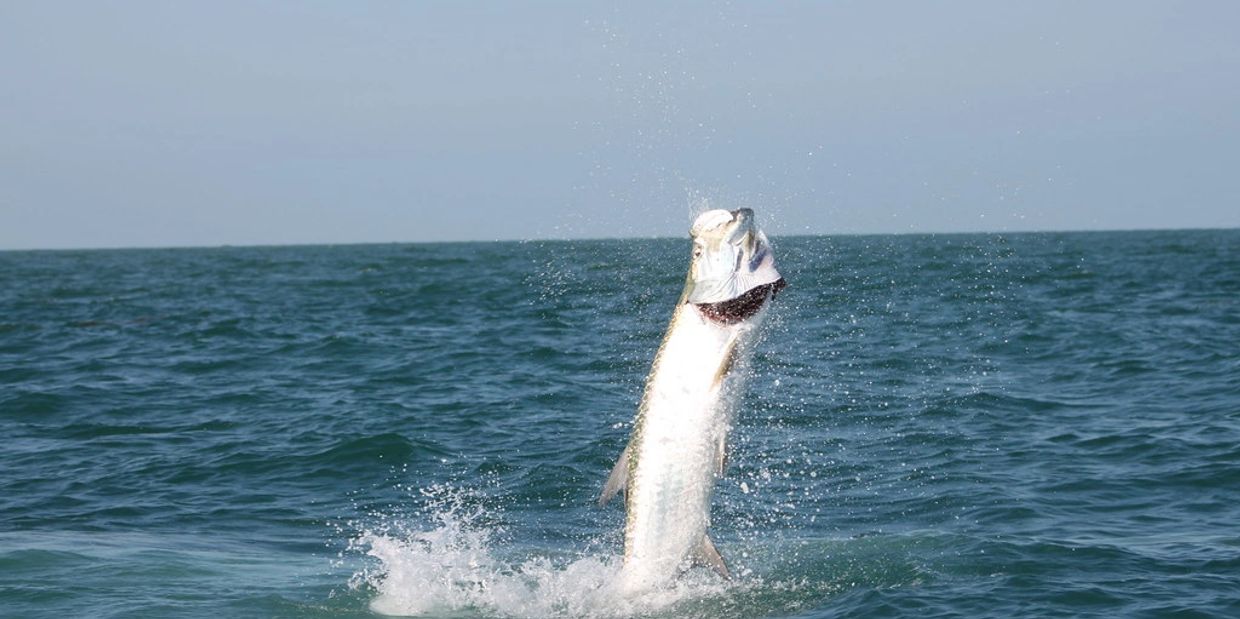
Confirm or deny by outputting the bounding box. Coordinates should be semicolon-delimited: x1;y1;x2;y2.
2;229;1238;618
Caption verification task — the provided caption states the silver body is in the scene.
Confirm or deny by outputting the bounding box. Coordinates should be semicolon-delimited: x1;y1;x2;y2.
600;208;783;592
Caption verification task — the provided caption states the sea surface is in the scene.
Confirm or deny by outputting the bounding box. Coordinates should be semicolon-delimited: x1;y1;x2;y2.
1;229;1237;618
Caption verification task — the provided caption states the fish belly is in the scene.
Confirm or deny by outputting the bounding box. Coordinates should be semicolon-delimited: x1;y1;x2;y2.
621;305;744;589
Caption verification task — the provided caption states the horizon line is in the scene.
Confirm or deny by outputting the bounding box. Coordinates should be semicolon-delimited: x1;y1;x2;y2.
1;223;1236;253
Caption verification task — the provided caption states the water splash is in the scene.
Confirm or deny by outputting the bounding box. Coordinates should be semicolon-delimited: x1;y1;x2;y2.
348;484;744;618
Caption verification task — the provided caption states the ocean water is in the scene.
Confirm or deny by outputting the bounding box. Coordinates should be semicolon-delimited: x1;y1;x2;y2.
2;228;1237;618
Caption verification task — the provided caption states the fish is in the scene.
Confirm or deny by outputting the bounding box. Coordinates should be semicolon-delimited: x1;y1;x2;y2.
599;207;786;591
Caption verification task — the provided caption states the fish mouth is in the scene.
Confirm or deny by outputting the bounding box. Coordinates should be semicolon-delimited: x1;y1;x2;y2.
689;208;755;243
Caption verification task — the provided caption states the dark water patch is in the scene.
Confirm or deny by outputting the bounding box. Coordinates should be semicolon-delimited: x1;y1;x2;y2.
56;420;239;440
0;548;96;571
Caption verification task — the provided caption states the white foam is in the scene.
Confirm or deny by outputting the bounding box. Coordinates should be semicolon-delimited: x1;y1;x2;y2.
349;487;742;618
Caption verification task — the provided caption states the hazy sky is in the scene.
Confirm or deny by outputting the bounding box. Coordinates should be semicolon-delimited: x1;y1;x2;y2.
2;1;1238;249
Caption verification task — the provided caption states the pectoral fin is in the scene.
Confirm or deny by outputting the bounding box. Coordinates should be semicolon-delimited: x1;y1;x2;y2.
711;340;740;387
715;434;729;477
694;534;731;579
598;443;632;507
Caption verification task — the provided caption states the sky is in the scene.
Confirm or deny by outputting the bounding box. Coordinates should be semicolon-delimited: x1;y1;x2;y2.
2;1;1238;249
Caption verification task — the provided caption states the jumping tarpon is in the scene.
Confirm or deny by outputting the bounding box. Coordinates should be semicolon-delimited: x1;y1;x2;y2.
599;208;785;591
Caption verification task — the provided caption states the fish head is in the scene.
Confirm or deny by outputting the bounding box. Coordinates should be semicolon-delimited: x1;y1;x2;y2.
684;208;784;305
